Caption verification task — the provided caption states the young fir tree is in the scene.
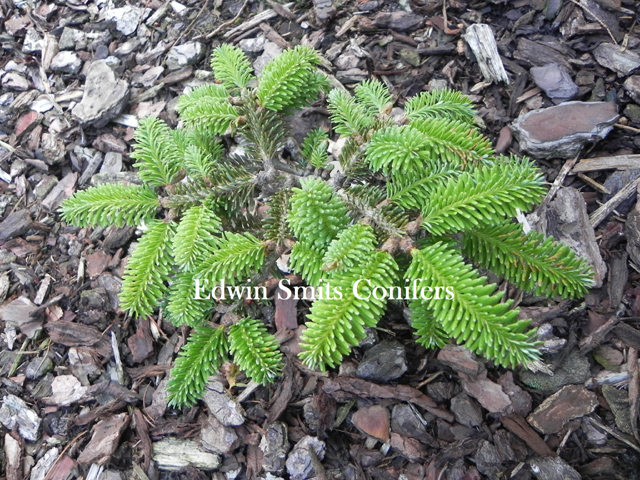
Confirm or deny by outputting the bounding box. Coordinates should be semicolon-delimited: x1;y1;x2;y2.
60;44;593;407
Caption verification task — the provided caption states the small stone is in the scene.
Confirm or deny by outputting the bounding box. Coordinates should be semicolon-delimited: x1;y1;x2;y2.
581;417;607;445
202;380;245;427
495;126;513;154
602;384;633;434
528;456;581;480
166;42;204;71
0;394;41;441
50;51;83;74
72;61;130;127
170;1;188;16
450;394;483;427
30;95;54;113
30;448;59;480
390;404;432;444
474;441;501;478
22;27;43;54
100;152;123;174
336;68;369;84
238;37;267;53
153;438;221;471
59;27;87;51
14;111;40;137
540;187;607;287
624;104;640;124
537;323;566;354
357;0;383;11
260;421;290;474
527;385;598;434
593;43;640;76
4;15;31;36
2;72;30;92
428;78;449;90
463;376;512;414
623;76;640;103
373;11;423;30
200;415;240;455
285;436;326;480
497;371;532;417
530;63;578;104
77;413;130;464
10;159;27;178
0;210;32;241
114;39;142;56
104;6;144;36
520;350;591;394
603;169;640;213
34;176;59;201
575;70;595;86
254;42;282;76
437;345;480;377
313;0;335;25
25;355;54;380
399;49;421;67
511;101;619;159
593;346;623;371
334;52;360;70
134;66;164;87
352;405;390;442
41;172;77;211
356;340;407;383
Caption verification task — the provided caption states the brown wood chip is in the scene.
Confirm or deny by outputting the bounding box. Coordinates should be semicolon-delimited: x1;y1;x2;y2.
500;414;556;457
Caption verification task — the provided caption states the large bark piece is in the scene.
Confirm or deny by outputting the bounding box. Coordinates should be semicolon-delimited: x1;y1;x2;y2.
532;187;607;287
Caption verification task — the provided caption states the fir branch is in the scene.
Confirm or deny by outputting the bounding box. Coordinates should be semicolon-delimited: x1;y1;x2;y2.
120;220;176;318
182;143;223;179
408;300;448;349
365;125;437;176
327;88;374;137
421;161;547;235
301;128;330;169
166;271;215;326
409;117;494;165
167;325;228;407
186;129;227;161
178;95;239;135
130;117;182;187
337;138;372;183
299;251;399;370
210;44;254;90
239;99;288;167
366;120;493;177
228;318;283;384
177;84;229;115
60;184;159;228
163;166;256;211
257;45;328;111
354;79;393;116
289;240;326;286
173;205;221;271
263;189;293;245
195;232;266;285
322;224;377;274
288;177;350;246
406;241;540;367
387;166;460;211
404;88;476;125
341;185;408;238
462;222;594;298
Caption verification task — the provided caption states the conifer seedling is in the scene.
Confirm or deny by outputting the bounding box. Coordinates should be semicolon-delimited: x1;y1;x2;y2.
60;44;594;407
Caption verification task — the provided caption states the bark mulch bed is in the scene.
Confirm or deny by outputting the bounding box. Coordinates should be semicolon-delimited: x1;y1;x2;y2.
1;0;640;478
